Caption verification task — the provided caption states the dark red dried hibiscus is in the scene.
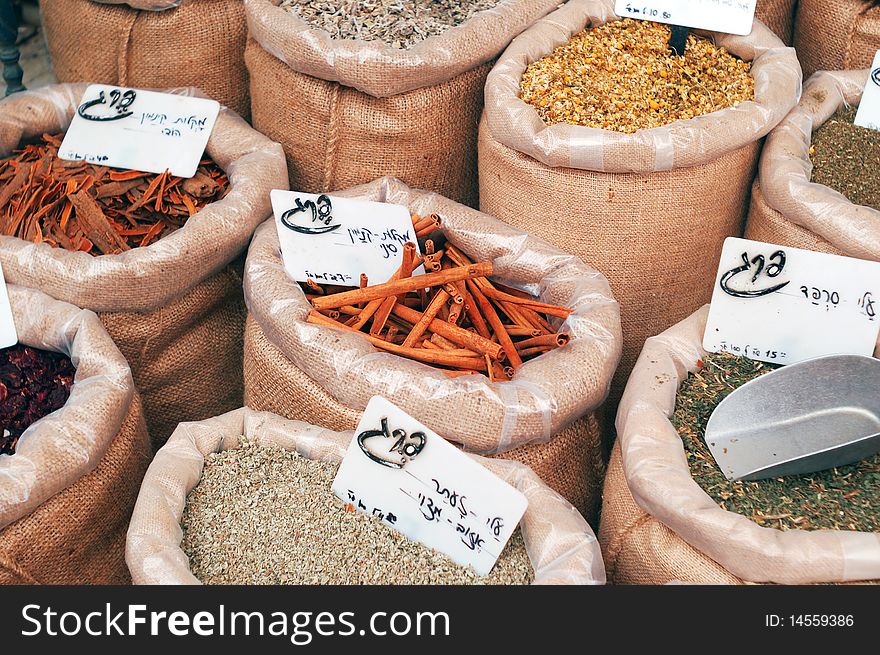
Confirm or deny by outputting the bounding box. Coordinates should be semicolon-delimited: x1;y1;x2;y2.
0;344;75;455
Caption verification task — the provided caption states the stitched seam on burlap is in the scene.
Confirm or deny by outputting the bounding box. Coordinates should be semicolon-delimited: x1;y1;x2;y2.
323;84;342;191
0;553;40;584
117;10;140;86
604;510;652;583
843;4;871;68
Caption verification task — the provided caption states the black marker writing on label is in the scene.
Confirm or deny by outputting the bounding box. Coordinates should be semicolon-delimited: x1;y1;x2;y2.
720;250;790;298
77;89;137;122
357;416;426;469
280;194;341;235
872;67;880;88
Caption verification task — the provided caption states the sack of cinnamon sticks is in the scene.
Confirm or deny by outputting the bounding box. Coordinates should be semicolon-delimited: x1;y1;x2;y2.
0;83;288;449
1;285;150;584
243;177;622;523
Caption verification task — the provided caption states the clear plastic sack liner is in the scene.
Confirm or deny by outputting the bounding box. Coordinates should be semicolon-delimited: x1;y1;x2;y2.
244;0;562;98
0;285;135;530
483;0;803;173
759;69;880;261
244;176;622;454
90;0;183;10
125;406;606;584
616;305;880;584
0;83;288;313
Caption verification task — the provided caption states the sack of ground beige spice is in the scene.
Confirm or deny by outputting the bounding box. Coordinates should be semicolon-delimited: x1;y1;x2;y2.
126;407;606;584
598;306;880;584
745;69;880;260
244;0;561;208
0;83;288;449
242;177;621;522
1;285;150;584
756;0;798;44
794;0;880;78
478;0;801;409
42;0;250;119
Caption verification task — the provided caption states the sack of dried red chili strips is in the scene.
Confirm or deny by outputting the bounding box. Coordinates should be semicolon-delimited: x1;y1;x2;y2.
243;177;622;524
0;83;288;449
0;285;150;584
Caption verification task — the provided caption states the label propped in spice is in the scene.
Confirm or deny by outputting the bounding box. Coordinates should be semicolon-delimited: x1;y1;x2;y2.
272;190;422;287
855;51;880;131
0;262;17;349
703;237;880;365
58;85;220;178
615;1;757;36
332;397;528;577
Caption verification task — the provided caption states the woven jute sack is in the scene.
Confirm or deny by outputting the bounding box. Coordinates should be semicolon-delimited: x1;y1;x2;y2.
242;177;622;522
1;285;150;585
42;0;250;119
794;0;880;78
244;0;561;208
479;0;802;409
756;0;799;44
598;306;880;584
0;84;288;448
126;407;606;584
745;70;880;262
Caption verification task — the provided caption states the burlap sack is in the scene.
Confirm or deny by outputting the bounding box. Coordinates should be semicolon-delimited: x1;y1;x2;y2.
745;70;880;262
126;407;606;584
598;306;880;584
757;0;799;44
42;0;251;119
479;0;802;410
794;0;880;78
242;177;621;521
0;83;288;448
1;285;150;585
244;0;561;207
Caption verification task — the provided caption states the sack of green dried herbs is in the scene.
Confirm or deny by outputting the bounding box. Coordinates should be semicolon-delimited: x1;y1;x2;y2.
756;0;798;45
242;177;621;523
0;83;288;450
1;284;150;584
42;0;250;119
745;69;880;262
794;0;880;78
243;0;561;208
478;0;802;415
598;306;880;585
126;407;606;584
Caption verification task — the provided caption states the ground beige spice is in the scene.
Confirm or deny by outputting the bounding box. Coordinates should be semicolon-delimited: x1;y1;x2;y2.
520;18;755;133
181;440;535;584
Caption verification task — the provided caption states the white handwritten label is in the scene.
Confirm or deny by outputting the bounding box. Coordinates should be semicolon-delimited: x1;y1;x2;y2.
272;190;421;286
855;51;880;131
332;397;528;577
0;262;17;349
615;0;757;36
58;85;220;178
703;237;880;365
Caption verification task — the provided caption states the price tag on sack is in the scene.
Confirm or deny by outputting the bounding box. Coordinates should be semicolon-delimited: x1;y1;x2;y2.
332;396;528;576
58;85;220;178
0;262;17;348
703;237;880;365
615;1;757;36
272;190;422;287
855;51;880;131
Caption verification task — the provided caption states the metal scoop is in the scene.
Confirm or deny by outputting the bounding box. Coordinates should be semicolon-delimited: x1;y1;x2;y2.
704;354;880;481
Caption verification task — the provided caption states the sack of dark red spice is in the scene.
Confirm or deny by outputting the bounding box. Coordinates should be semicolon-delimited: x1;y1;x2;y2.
0;83;288;449
41;0;250;119
598;306;880;585
745;69;880;261
243;0;561;208
478;0;801;414
756;0;798;45
126;407;606;584
794;0;880;78
0;284;150;585
242;177;621;524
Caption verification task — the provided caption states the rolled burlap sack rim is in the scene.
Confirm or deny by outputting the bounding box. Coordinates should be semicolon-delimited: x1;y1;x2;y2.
484;0;803;173
0;83;287;312
90;0;182;9
0;284;134;530
616;305;880;584
126;406;606;584
244;0;562;97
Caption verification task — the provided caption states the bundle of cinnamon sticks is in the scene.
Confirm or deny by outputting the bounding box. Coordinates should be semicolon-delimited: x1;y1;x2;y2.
0;133;229;255
304;213;572;380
